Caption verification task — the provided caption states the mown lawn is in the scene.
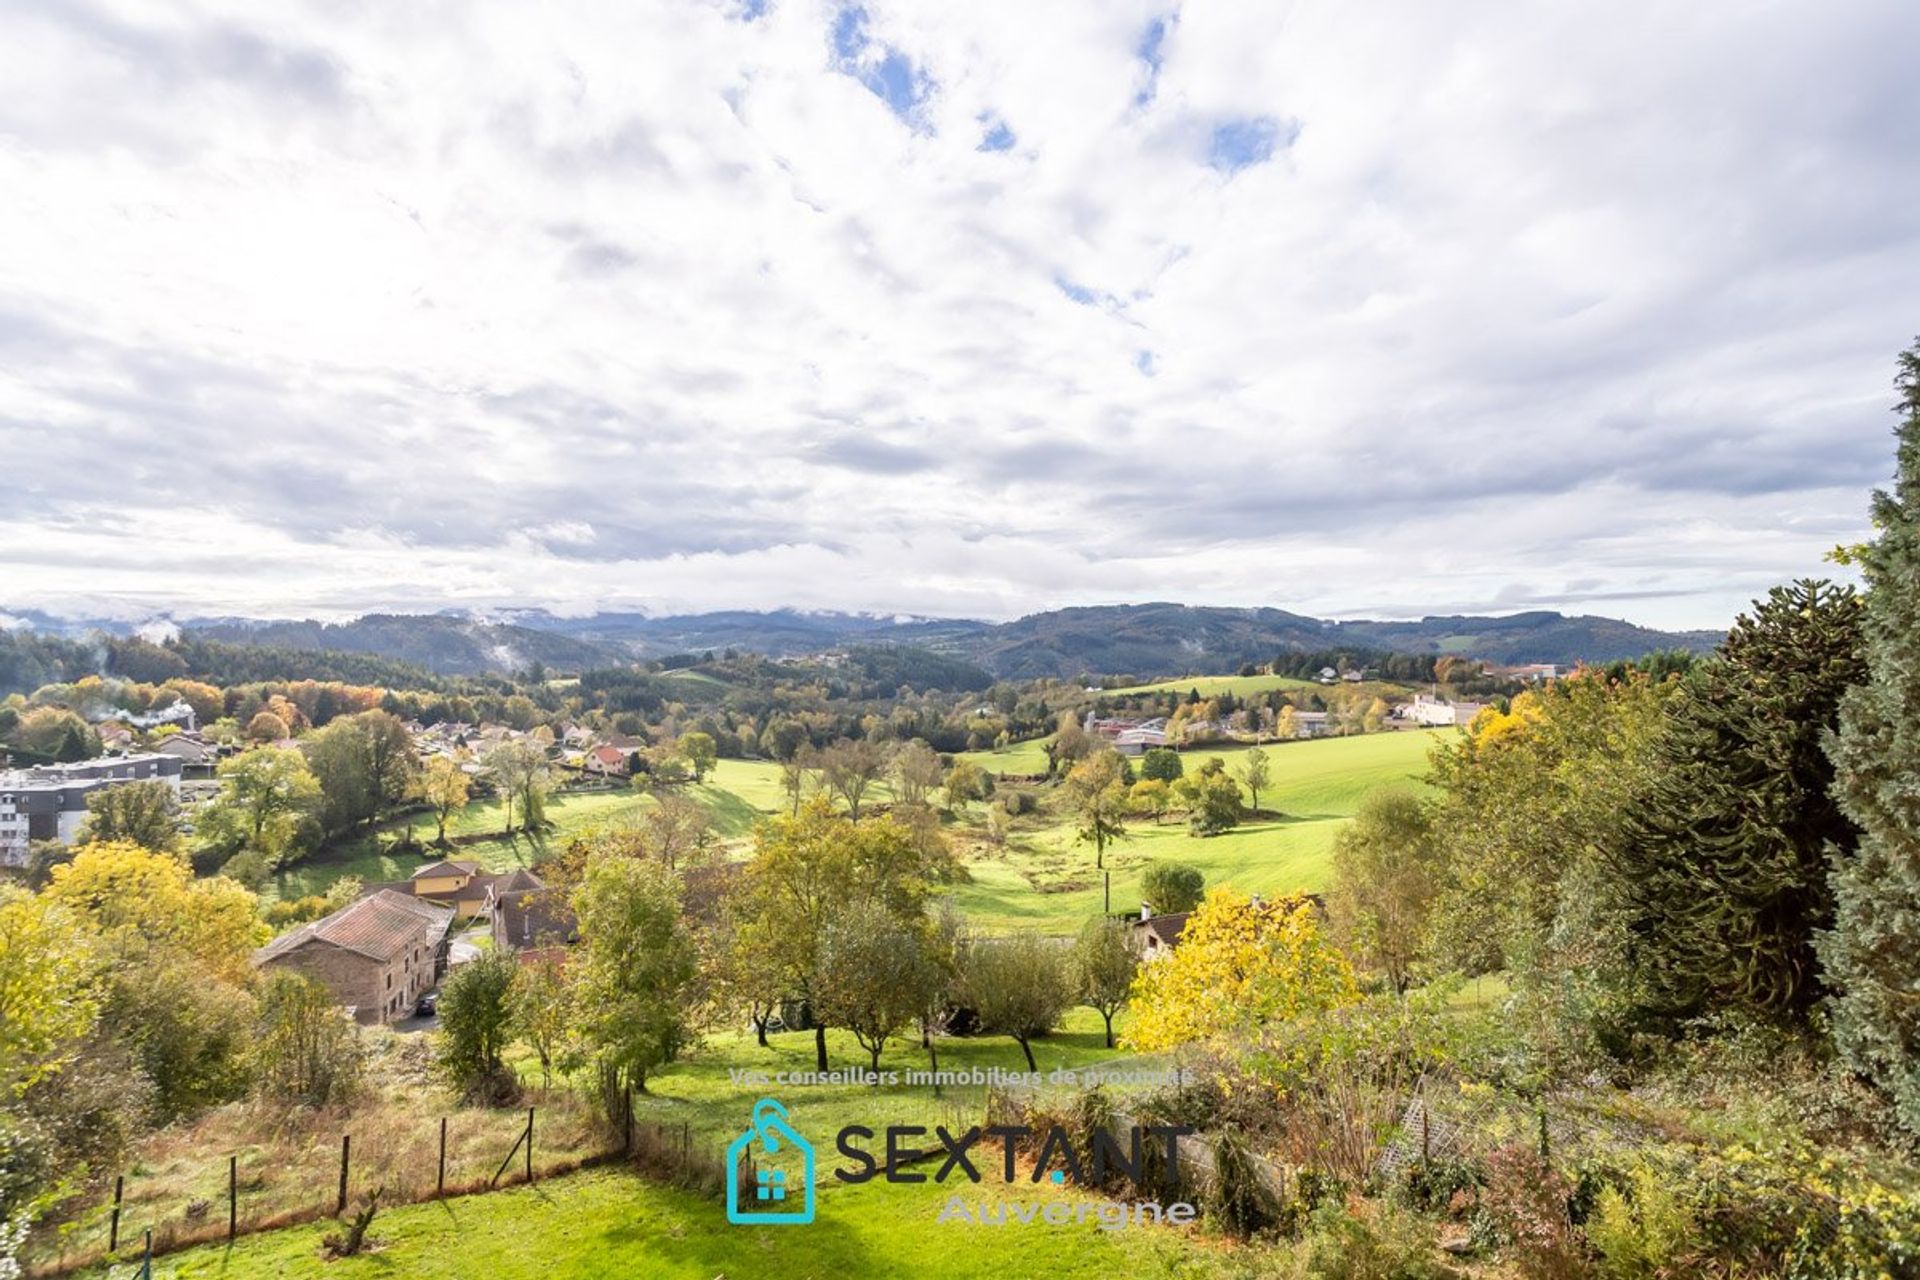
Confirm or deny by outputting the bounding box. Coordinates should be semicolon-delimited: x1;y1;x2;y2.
99;1164;1195;1280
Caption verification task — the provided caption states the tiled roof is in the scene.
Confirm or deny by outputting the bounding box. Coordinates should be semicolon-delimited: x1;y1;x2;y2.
255;890;453;966
411;859;481;879
1132;912;1191;948
495;889;578;950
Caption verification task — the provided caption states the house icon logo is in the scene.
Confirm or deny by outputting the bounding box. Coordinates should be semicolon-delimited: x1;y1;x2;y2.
726;1097;815;1225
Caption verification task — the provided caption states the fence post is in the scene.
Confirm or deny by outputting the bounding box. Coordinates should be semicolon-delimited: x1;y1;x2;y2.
624;1088;633;1156
142;1228;152;1280
438;1117;448;1197
338;1134;351;1214
1104;871;1111;915
109;1174;123;1253
526;1107;535;1183
229;1154;238;1239
1537;1110;1550;1163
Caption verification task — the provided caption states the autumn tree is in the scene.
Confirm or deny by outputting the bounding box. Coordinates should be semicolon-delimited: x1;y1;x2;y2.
45;841;266;1117
199;746;322;874
642;793;714;870
1066;749;1131;869
510;954;575;1090
0;887;99;1098
890;739;945;809
1126;889;1357;1052
944;759;987;812
1072;916;1138;1048
819;737;886;819
416;756;470;844
1328;791;1442;995
729;800;937;1071
1237;748;1272;814
252;971;363;1107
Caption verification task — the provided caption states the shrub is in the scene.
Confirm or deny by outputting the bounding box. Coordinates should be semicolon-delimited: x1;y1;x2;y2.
1141;861;1205;914
1583;1162;1692;1279
1480;1143;1593;1279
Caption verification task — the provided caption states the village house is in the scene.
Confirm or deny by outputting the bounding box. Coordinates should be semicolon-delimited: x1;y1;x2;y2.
362;859;520;921
1129;904;1190;962
147;732;220;778
252;890;454;1024
489;870;579;956
1402;693;1486;727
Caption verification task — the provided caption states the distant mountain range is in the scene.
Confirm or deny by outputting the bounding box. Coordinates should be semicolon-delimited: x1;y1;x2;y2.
5;603;1722;680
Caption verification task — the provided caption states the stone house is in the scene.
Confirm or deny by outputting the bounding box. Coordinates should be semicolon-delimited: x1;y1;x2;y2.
253;890;454;1024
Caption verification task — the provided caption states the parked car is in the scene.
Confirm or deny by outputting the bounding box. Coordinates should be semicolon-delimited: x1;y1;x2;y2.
415;993;438;1018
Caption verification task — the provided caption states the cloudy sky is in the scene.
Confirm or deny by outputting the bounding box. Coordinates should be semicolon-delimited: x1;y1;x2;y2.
2;1;1914;629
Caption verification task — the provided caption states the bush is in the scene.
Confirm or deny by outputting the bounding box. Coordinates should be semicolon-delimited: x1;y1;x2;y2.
1583;1162;1691;1279
1141;861;1205;914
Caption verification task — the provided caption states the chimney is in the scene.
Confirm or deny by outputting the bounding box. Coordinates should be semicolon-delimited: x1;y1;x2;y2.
1140;903;1152;922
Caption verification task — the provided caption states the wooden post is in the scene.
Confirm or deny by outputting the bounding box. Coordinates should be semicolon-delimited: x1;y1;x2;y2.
338;1134;351;1214
142;1228;152;1280
623;1089;633;1155
1104;870;1111;915
525;1107;534;1183
109;1174;123;1253
438;1117;448;1197
228;1155;238;1239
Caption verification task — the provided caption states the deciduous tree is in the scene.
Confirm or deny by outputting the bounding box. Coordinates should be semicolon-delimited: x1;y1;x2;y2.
963;933;1073;1071
1072;917;1138;1048
1329;791;1441;995
1126;890;1356;1052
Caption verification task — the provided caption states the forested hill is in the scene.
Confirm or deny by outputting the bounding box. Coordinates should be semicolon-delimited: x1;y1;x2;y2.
5;601;1721;683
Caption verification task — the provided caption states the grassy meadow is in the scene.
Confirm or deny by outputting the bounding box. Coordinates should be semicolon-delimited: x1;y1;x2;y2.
274;731;1448;933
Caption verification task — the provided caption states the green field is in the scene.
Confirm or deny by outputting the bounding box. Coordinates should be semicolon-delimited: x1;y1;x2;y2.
954;737;1052;775
1102;671;1322;698
271;760;794;900
952;731;1444;932
274;734;1446;932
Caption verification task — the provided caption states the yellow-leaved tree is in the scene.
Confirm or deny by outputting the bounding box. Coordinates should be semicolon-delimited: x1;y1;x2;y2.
44;839;268;984
1124;888;1357;1052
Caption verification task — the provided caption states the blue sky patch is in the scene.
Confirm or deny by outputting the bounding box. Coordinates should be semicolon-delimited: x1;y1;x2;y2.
978;115;1016;152
1135;350;1157;376
1135;16;1171;106
832;5;933;128
1209;117;1296;173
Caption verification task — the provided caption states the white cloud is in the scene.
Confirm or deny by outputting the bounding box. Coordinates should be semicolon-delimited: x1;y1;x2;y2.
0;0;1911;630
